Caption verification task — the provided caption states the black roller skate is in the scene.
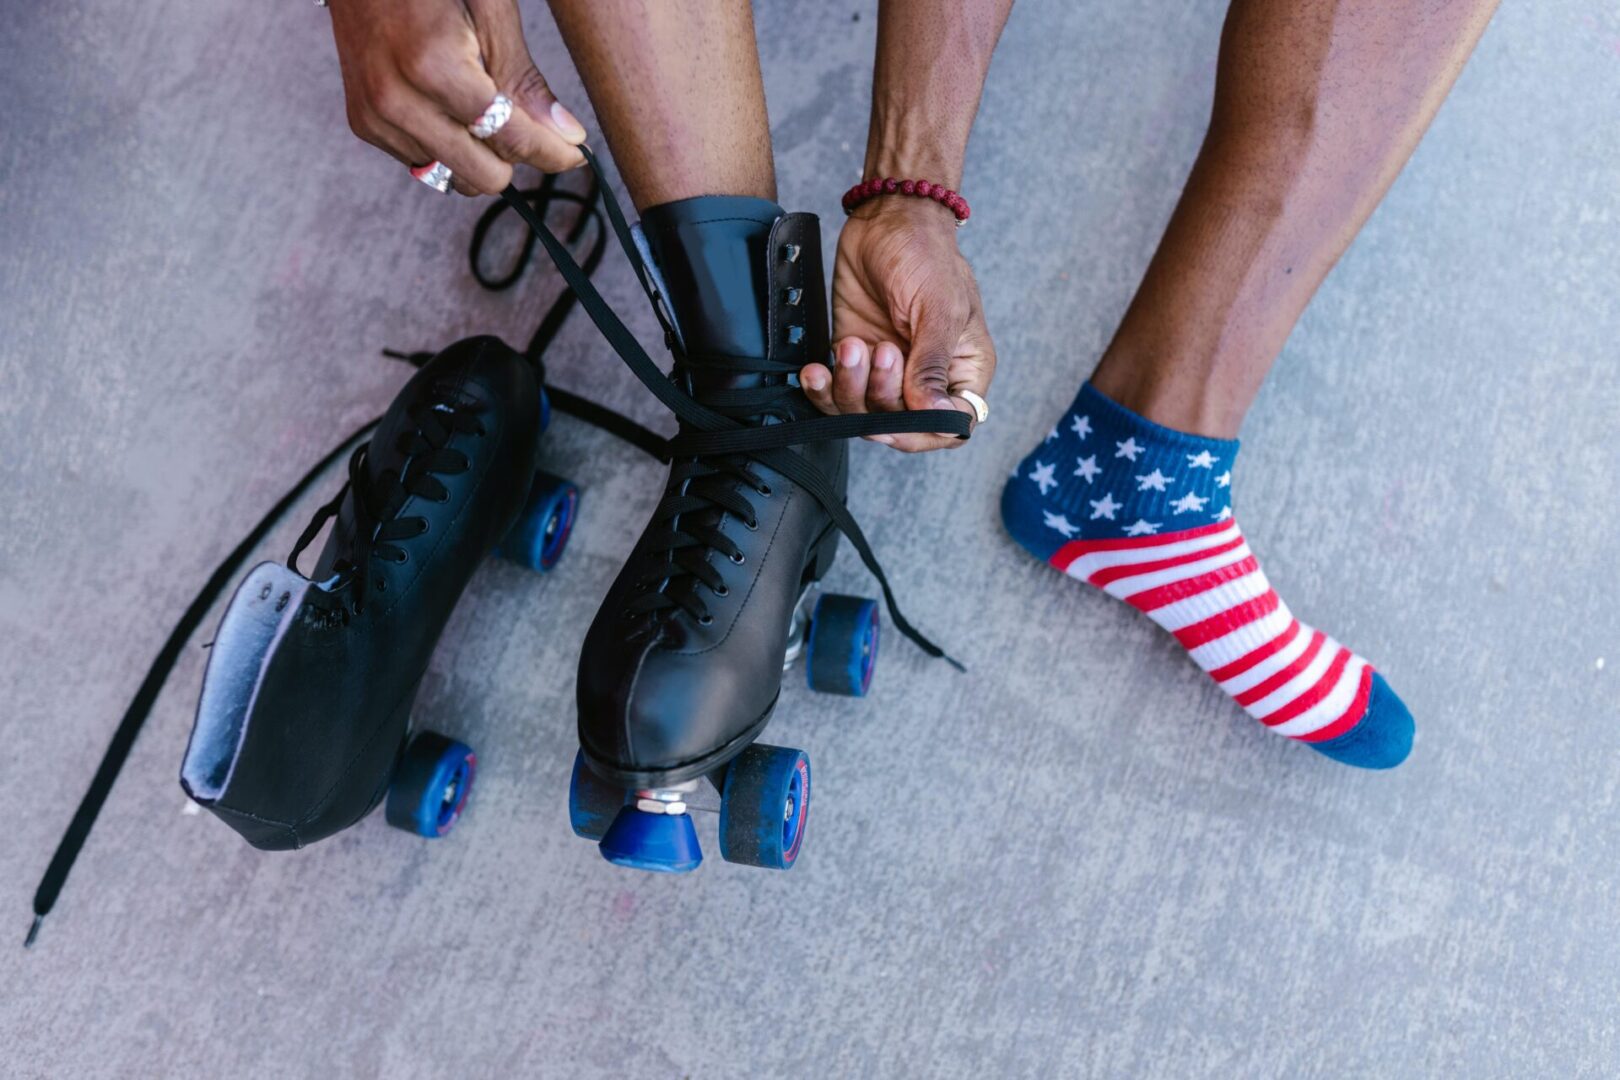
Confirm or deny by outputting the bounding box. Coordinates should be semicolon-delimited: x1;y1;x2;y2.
179;335;579;848
505;150;970;874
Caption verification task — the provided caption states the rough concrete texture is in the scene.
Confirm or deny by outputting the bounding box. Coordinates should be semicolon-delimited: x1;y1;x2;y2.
3;1;1618;1076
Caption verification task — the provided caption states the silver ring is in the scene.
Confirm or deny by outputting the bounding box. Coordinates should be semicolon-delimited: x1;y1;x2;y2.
468;93;514;140
954;388;989;424
410;161;453;194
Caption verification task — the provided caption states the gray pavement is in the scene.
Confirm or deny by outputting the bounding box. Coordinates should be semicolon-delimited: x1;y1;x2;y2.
3;1;1617;1076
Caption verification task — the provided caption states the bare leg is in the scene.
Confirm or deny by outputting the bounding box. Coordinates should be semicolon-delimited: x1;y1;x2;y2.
546;0;774;209
1090;0;1500;438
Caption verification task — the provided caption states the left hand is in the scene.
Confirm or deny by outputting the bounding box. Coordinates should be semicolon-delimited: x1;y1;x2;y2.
802;198;996;452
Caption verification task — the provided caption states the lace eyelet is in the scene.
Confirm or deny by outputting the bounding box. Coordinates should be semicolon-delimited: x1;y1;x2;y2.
729;551;745;565
374;578;387;592
744;518;759;531
756;484;773;497
392;551;409;564
713;584;729;597
698;614;715;626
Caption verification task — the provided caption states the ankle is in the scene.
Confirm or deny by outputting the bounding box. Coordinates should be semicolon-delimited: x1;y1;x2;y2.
1088;355;1247;441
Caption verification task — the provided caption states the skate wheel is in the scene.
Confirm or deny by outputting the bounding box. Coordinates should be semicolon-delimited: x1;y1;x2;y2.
538;387;553;435
500;471;578;572
568;750;627;840
805;594;880;697
385;731;476;838
599;806;702;873
718;744;810;870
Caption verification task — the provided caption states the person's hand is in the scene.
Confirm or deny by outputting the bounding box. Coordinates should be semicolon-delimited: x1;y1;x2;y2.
802;198;996;452
330;0;587;195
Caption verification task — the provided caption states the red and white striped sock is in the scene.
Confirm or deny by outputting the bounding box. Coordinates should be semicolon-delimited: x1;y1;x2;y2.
1000;382;1413;769
1061;520;1379;734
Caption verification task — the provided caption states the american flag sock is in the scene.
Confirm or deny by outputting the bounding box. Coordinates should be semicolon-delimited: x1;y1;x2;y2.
999;382;1412;769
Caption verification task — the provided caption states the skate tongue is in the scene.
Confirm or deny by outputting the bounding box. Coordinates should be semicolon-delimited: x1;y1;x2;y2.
640;195;784;402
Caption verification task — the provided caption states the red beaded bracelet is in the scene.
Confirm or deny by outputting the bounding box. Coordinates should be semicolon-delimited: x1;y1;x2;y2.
841;176;971;226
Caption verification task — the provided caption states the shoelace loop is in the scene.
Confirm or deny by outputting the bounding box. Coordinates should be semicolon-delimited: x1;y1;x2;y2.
288;396;486;616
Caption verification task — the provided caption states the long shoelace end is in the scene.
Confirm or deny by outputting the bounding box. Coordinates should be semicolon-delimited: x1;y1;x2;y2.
24;913;42;949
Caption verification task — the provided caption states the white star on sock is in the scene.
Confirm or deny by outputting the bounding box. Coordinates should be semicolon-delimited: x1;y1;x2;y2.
1187;450;1218;469
1213;505;1233;521
1115;437;1143;461
1089;492;1121;520
1043;511;1079;538
1073;455;1100;483
1070;414;1092;440
1215;470;1231;488
1135;468;1171;491
1170;491;1209;514
1124;519;1161;536
1044;426;1059;442
1028;461;1057;494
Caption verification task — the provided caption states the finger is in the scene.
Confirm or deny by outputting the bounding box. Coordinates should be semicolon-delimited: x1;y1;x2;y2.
351;113;479;197
412;107;514;195
419;42;583;172
486;97;587;172
831;338;872;414
800;363;835;414
466;0;588;171
865;340;904;412
901;306;964;416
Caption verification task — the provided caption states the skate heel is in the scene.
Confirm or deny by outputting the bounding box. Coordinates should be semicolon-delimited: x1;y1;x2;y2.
805;527;841;585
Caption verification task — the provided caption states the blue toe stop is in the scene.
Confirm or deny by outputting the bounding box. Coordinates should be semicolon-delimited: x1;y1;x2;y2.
599;806;703;873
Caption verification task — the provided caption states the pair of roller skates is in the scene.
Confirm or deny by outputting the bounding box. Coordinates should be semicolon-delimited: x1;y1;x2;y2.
182;150;964;873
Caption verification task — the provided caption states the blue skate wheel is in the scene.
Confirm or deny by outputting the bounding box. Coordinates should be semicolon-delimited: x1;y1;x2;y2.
718;744;810;870
569;750;628;841
538;386;552;435
384;731;477;838
599;805;703;873
805;594;880;697
499;471;579;572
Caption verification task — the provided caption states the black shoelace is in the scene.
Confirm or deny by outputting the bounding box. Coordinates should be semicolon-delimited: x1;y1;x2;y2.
287;396;486;617
500;146;971;664
26;172;662;948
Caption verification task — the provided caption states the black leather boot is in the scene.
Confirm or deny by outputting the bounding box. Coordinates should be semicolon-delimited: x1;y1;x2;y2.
514;163;970;874
179;336;580;849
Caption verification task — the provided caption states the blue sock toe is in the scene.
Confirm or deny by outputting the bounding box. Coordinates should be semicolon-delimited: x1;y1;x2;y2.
1304;673;1414;770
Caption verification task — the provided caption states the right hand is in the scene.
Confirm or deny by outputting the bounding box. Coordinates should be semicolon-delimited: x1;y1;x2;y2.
330;0;587;195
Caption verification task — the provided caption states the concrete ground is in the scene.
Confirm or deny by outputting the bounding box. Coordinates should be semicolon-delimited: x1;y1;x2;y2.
4;1;1617;1076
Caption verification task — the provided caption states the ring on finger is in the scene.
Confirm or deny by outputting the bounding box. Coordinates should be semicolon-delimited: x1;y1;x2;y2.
468;93;514;140
409;161;453;193
953;388;990;424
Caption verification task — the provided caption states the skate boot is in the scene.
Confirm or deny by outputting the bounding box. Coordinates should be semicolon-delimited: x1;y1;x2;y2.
179;336;581;849
504;153;971;874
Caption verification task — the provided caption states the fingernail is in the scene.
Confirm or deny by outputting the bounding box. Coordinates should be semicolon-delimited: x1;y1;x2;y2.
806;372;826;391
871;435;894;446
874;344;898;370
838;341;862;369
550;101;587;142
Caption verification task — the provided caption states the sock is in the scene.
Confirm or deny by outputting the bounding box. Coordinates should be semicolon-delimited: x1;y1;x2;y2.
1000;382;1412;769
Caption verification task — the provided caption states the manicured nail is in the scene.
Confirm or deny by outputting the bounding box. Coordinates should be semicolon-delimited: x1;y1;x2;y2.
874;344;899;370
550;101;587;142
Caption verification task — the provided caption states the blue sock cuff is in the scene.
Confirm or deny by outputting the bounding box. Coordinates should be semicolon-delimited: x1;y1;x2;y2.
1005;383;1243;545
1072;383;1241;459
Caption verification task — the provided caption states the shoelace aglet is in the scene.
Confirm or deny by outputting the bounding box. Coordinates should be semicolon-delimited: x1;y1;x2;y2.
24;913;42;949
